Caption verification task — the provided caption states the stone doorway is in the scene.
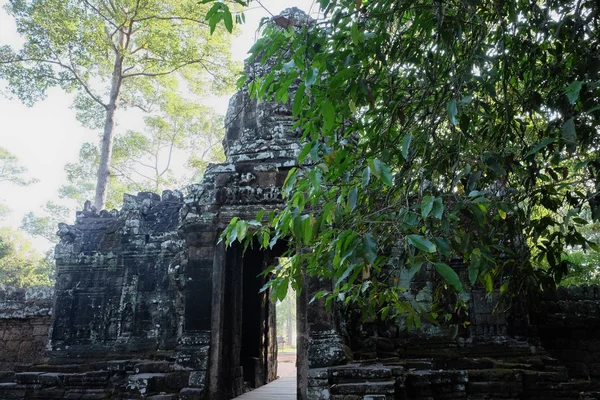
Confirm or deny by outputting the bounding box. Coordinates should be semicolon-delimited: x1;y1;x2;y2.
216;241;291;399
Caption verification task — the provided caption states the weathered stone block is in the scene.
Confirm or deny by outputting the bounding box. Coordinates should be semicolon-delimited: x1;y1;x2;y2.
307;385;331;400
15;372;43;384
0;371;15;383
188;370;205;388
179;387;204;400
39;373;64;387
134;361;170;374
147;395;177;400
127;373;166;395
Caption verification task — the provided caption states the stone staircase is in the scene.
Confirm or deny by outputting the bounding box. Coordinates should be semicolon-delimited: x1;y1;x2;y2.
308;350;600;400
0;360;204;399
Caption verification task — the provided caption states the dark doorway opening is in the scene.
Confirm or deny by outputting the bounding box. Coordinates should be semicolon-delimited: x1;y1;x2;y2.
240;246;273;387
219;240;290;398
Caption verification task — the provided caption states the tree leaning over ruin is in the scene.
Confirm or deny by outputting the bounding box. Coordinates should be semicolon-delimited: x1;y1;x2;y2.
0;0;237;210
217;0;600;329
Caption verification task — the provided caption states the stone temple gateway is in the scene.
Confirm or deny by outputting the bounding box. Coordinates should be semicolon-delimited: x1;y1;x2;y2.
1;8;600;400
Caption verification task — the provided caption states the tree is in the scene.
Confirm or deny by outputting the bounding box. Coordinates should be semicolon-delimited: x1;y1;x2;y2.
0;146;36;186
21;201;71;243
57;97;225;209
0;0;238;210
0;146;36;217
220;0;600;325
0;227;54;288
276;284;296;346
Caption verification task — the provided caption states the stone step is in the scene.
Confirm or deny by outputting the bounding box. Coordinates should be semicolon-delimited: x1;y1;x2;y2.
330;381;396;395
0;371;15;383
147;394;178;400
64;388;113;399
330;365;401;384
15;364;88;373
127;373;167;395
15;372;44;384
134;361;171;374
38;372;65;387
467;368;523;383
106;359;148;372
62;371;111;387
179;387;204;400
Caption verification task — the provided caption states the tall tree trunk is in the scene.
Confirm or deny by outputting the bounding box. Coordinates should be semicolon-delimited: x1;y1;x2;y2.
94;51;123;210
296;253;308;400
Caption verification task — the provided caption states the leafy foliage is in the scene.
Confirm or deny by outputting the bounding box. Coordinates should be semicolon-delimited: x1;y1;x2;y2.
0;0;238;209
218;0;600;323
0;146;36;187
21;201;71;244
0;227;54;288
58;97;225;210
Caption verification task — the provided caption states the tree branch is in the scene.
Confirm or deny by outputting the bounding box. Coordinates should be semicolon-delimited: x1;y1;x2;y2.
82;0;119;30
1;56;107;108
133;15;209;27
122;59;205;78
159;133;178;176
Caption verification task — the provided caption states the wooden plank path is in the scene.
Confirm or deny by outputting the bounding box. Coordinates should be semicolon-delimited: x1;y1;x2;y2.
232;377;296;399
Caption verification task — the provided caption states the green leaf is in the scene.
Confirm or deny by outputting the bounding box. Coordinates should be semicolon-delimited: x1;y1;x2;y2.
282;60;295;73
322;100;335;131
431;198;444;219
459;95;473;105
302;215;313;244
292;83;306;116
235;220;248;241
256;209;265;221
526;137;556;157
362;233;377;264
468;250;480;285
572;217;588;225
562;118;576;153
283;168;298;197
434;262;463;291
235;74;247;89
433;237;450;257
275;278;289;301
305;68;319;87
208;13;221;34
369;159;381;178
421;195;434;219
222;8;233;32
483;273;493;292
298;142;313;164
446;99;458;125
335;264;358;287
351;22;362;46
565;81;583;104
348;187;358;209
361;166;370;187
380;162;393;186
407;234;436;253
380;306;390;321
401;134;411;161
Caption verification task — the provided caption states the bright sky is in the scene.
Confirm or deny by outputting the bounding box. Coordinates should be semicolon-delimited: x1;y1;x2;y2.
0;0;317;251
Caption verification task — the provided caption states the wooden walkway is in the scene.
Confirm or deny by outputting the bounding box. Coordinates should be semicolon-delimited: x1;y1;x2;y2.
232;377;296;399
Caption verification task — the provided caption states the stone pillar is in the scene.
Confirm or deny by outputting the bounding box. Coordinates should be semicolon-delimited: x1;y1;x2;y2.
306;275;350;368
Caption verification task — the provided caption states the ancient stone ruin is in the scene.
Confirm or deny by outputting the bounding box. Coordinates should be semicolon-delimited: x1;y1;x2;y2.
1;8;600;400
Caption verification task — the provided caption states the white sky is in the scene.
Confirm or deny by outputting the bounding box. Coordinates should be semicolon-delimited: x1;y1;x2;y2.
0;0;317;251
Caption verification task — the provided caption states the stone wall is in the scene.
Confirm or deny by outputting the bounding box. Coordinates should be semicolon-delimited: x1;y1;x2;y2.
0;287;53;369
51;191;184;360
534;284;600;379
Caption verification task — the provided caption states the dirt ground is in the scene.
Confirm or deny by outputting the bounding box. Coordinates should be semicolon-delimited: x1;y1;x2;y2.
277;352;296;378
